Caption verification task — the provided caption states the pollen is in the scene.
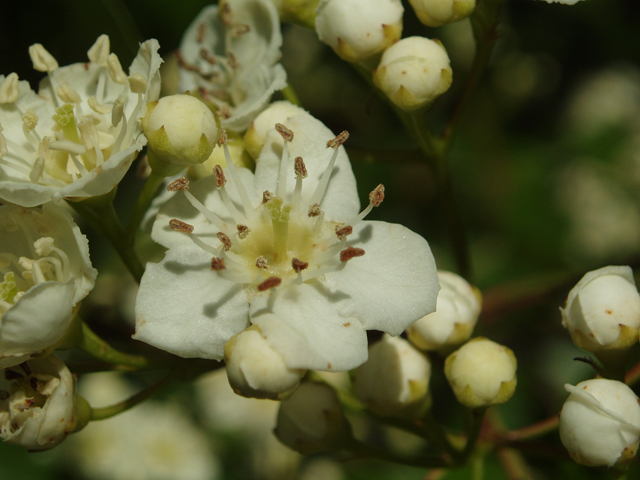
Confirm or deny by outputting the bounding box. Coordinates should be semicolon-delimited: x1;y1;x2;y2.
369;184;385;207
292;258;309;273
211;257;226;271
335;225;353;240
257;276;282;292
275;123;294;142
214;165;227;188
237;224;250;239
167;177;190;191
262;190;274;203
308;203;321;217
327;130;349;149
256;256;268;269
340;246;365;262
294;156;308;179
217;232;232;251
169;219;194;233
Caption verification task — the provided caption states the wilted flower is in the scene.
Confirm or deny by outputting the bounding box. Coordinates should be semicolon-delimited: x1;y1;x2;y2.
135;111;439;373
0;356;78;450
177;0;287;132
0;203;97;368
0;35;162;207
560;378;640;467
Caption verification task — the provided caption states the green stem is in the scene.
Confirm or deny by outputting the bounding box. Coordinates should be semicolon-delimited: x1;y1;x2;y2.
90;369;178;421
346;437;449;469
459;408;487;464
496;448;535;480
282;82;303;107
503;414;558;442
124;168;167;249
78;322;153;369
70;195;144;283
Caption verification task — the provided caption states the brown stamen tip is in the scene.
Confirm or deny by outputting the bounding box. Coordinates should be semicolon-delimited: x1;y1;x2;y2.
292;258;309;273
226;51;239;69
232;24;250;37
217;232;232;251
196;23;206;43
294;156;308;179
218;128;228;146
327;130;349;149
199;47;216;65
211;256;226;271
30;377;39;392
169;218;194;233
263;190;274;203
335;225;353;241
4;369;23;381
257;276;282;292
275;123;294;142
221;3;234;25
340;246;365;262
167;177;190;191
214;165;227;188
237;224;250;239
369;184;385;207
19;362;32;376
308;203;321;217
256;256;268;269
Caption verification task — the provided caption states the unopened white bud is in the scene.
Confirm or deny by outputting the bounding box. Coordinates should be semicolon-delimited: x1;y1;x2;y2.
244;101;306;160
315;0;404;63
561;266;640;355
373;36;453;111
275;382;349;455
407;271;481;353
444;337;517;409
142;94;219;168
354;335;431;417
559;379;640;467
224;325;306;400
408;0;475;27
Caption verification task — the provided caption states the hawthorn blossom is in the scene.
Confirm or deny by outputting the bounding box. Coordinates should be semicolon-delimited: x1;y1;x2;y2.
0;35;162;207
0;203;97;368
135;111;439;372
177;0;287;132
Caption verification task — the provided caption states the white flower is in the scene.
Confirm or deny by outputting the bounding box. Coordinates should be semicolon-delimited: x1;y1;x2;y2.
407;0;475;27
353;334;431;417
315;0;404;63
0;203;97;368
0;356;76;450
406;270;481;352
561;265;640;353
373;36;453;111
177;0;287;132
0;36;162;207
559;379;640;467
134;112;439;372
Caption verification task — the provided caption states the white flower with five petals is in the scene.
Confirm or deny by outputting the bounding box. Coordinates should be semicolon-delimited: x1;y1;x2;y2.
177;0;287;132
134;111;439;372
0;35;162;207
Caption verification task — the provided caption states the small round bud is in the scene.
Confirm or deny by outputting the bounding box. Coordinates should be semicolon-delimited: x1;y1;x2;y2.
561;266;640;355
315;0;404;63
559;379;640;467
444;337;517;409
142;94;219;168
244;101;307;160
224;324;306;400
373;36;453;111
408;0;476;27
353;335;431;418
274;382;349;455
407;271;481;353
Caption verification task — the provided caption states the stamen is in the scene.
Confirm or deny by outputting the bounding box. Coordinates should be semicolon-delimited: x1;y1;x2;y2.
257;276;281;292
214;164;245;223
88;35;110;67
221;3;234;25
55;84;81;104
0;73;19;104
291;156;307;211
275;123;293;199
220;130;256;222
22;109;38;132
29;157;44;183
308;131;349;208
231;24;251;37
292;258;309;273
226;51;239;69
335;225;353;241
107;53;127;84
128;74;147;94
167;177;189;191
237;224;250;239
211;257;226;271
263;190;274;204
29;44;59;72
326;130;349;149
19;362;32;376
353;184;385;225
4;369;23;381
217;232;232;251
200;48;217;65
340;246;365;262
49;140;87;156
275;123;294;142
308;203;321;217
214;165;227;188
169;219;194;233
87;97;112;115
167;178;230;233
256;256;268;269
196;23;207;43
112;95;127;127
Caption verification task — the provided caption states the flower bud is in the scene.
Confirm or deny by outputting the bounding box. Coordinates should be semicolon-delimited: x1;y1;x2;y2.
373;36;452;111
444;337;517;409
0;356;80;450
559;379;640;467
315;0;404;63
275;382;349;454
224;324;306;400
561;266;640;356
244;101;307;160
353;334;431;417
408;0;475;27
142;94;219;170
407;271;481;353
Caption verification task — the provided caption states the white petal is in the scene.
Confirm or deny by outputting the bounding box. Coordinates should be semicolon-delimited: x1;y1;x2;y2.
250;283;368;371
128;39;163;105
323;221;439;335
134;244;250;359
254;112;360;221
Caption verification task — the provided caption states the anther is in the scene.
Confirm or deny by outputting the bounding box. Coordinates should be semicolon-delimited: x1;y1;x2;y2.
30;377;39;392
294;156;308;179
211;257;226;271
292;258;309;273
55;84;81;104
29;44;58;72
87;34;110;67
221;3;234;25
275;123;294;142
19;362;32;376
340;246;365;262
308;203;321;217
217;232;232;251
218;128;228;146
199;48;217;65
231;24;251;37
128;74;147;94
256;256;268;269
22;109;38;132
227;51;239;69
335;225;353;241
169;219;194;233
327;130;349;149
257;276;282;292
4;369;23;381
214;165;227;188
369;184;385;207
237;224;250;239
107;53;128;84
196;23;207;43
0;73;19;104
263;190;274;204
167;177;190;192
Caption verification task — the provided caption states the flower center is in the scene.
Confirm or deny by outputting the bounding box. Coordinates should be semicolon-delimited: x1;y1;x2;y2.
166;126;383;294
